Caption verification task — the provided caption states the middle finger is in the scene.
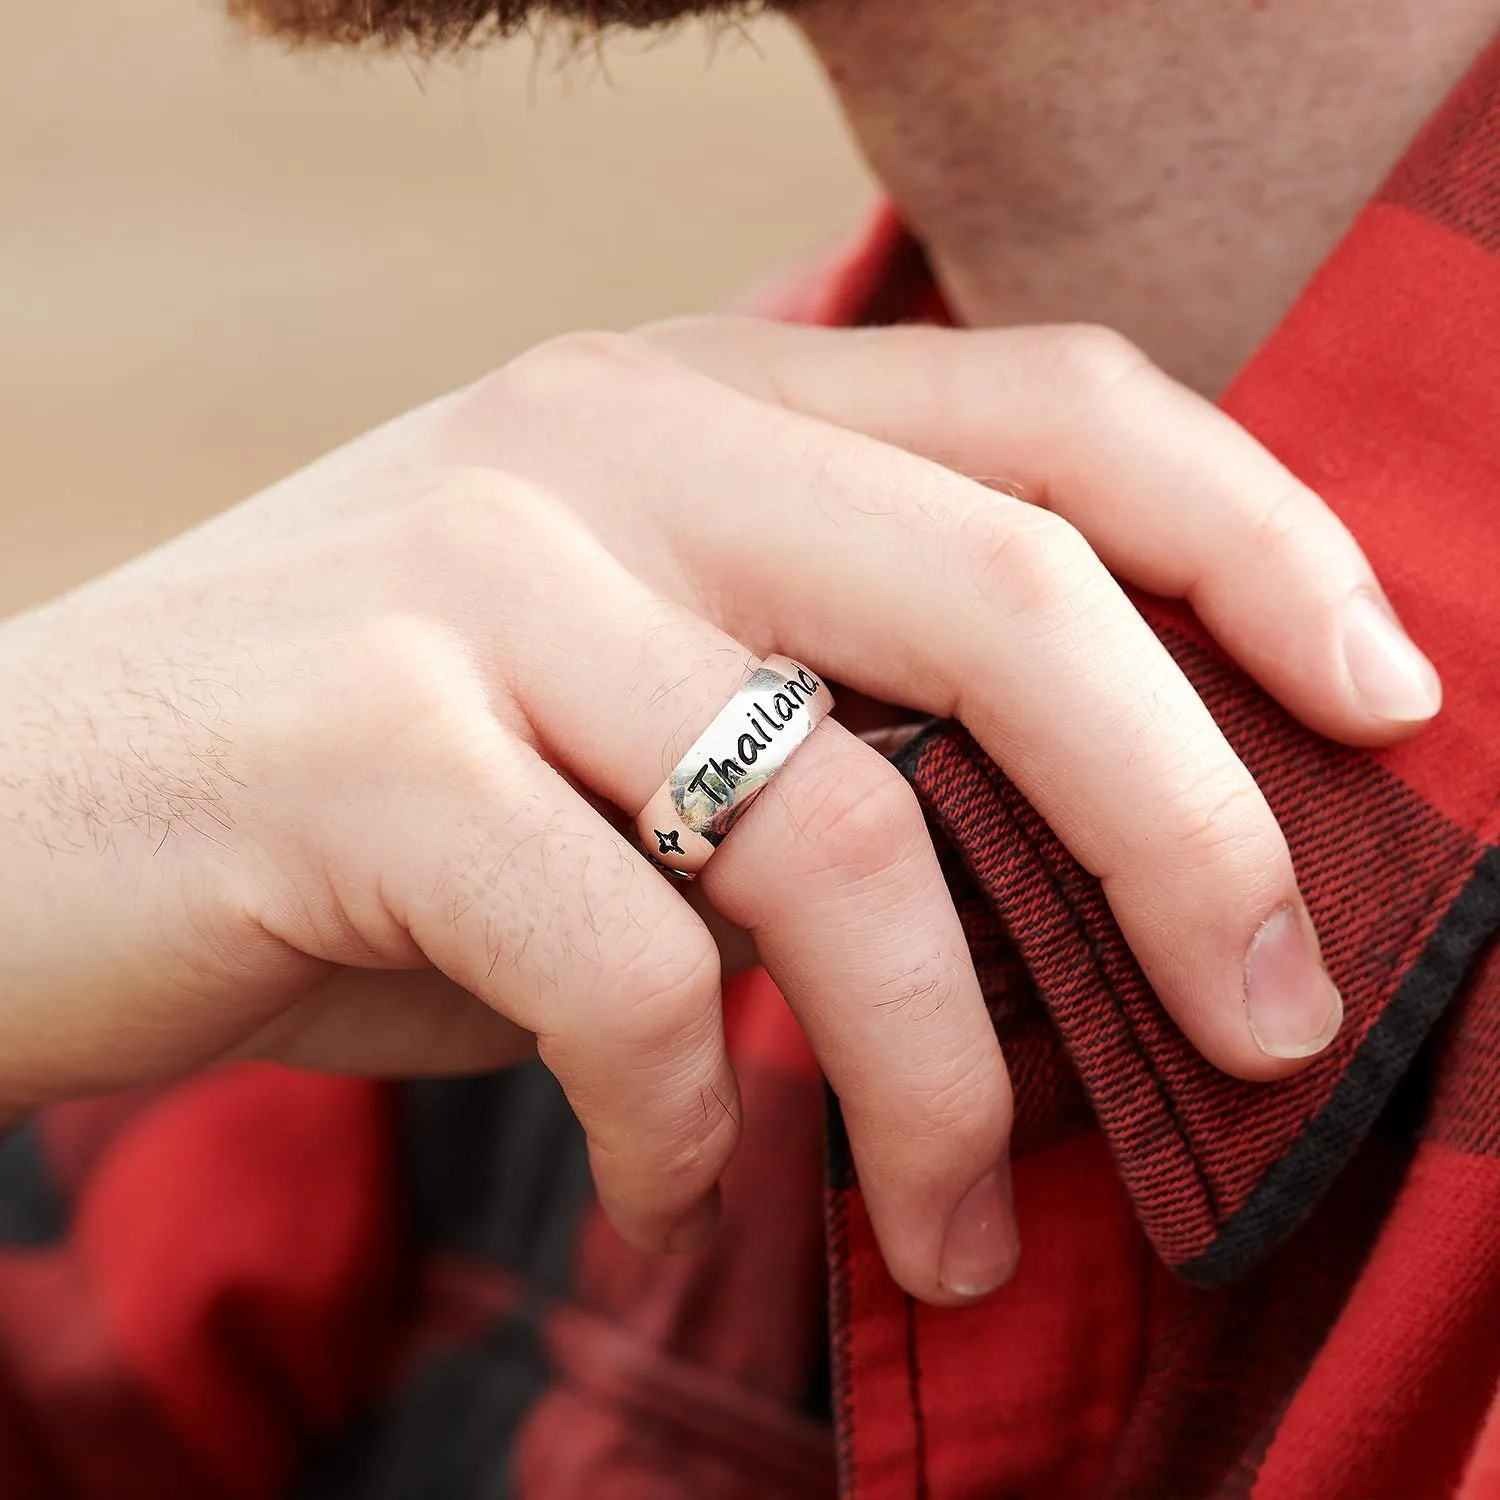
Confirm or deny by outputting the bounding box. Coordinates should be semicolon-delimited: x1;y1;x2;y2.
494;508;1020;1305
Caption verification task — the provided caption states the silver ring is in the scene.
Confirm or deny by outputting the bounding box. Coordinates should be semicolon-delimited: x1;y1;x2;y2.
636;655;836;879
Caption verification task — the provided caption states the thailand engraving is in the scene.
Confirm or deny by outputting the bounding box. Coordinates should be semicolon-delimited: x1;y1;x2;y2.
674;664;824;845
635;655;835;878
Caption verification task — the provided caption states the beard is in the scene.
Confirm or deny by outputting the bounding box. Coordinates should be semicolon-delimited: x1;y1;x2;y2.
227;0;775;47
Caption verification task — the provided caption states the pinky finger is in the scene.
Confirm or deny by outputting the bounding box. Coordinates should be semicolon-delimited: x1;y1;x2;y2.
377;731;740;1255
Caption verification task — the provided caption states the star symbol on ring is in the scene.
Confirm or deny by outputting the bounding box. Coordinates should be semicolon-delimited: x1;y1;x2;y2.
654;829;684;857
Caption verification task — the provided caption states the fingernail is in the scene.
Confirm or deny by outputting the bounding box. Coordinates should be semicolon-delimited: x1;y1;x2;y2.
1341;591;1442;723
1244;904;1343;1059
939;1160;1019;1298
664;1188;722;1254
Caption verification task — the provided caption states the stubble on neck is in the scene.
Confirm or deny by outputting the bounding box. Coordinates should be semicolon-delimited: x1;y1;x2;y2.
797;0;1500;393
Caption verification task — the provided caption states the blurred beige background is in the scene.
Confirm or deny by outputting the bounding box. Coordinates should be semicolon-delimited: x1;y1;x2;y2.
0;3;871;613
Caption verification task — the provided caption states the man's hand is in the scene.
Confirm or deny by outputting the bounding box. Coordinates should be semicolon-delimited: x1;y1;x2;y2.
0;318;1440;1303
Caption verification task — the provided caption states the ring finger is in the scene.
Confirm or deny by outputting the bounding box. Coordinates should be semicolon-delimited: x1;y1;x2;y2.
486;496;1019;1304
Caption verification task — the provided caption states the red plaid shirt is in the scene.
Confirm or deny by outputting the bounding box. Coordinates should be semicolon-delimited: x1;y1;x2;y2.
6;32;1500;1500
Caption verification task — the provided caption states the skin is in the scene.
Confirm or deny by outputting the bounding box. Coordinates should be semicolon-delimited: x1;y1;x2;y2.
0;0;1475;1306
797;0;1500;395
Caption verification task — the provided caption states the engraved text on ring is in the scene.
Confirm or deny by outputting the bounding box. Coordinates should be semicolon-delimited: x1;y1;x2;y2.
685;666;825;808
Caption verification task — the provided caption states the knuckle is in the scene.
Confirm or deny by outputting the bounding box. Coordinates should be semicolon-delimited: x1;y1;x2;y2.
327;613;448;717
580;989;740;1203
1032;321;1152;401
394;466;544;551
433;814;667;1015
952;498;1099;613
637;1087;741;1192
455;330;708;471
498;328;680;410
845;1015;1011;1169
612;917;723;1048
631;312;729;350
324;615;485;771
588;1105;735;1231
440;333;685;461
909;1050;1011;1152
628;313;773;398
783;746;927;878
377;470;576;632
1247;482;1323;557
1167;764;1280;874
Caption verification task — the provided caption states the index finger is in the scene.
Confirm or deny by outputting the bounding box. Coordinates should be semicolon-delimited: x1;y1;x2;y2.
639;316;1441;745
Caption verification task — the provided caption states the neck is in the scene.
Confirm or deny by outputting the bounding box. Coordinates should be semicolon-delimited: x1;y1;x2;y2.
798;0;1499;394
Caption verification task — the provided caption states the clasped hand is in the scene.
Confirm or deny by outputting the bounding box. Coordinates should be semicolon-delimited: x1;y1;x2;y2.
0;318;1440;1303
